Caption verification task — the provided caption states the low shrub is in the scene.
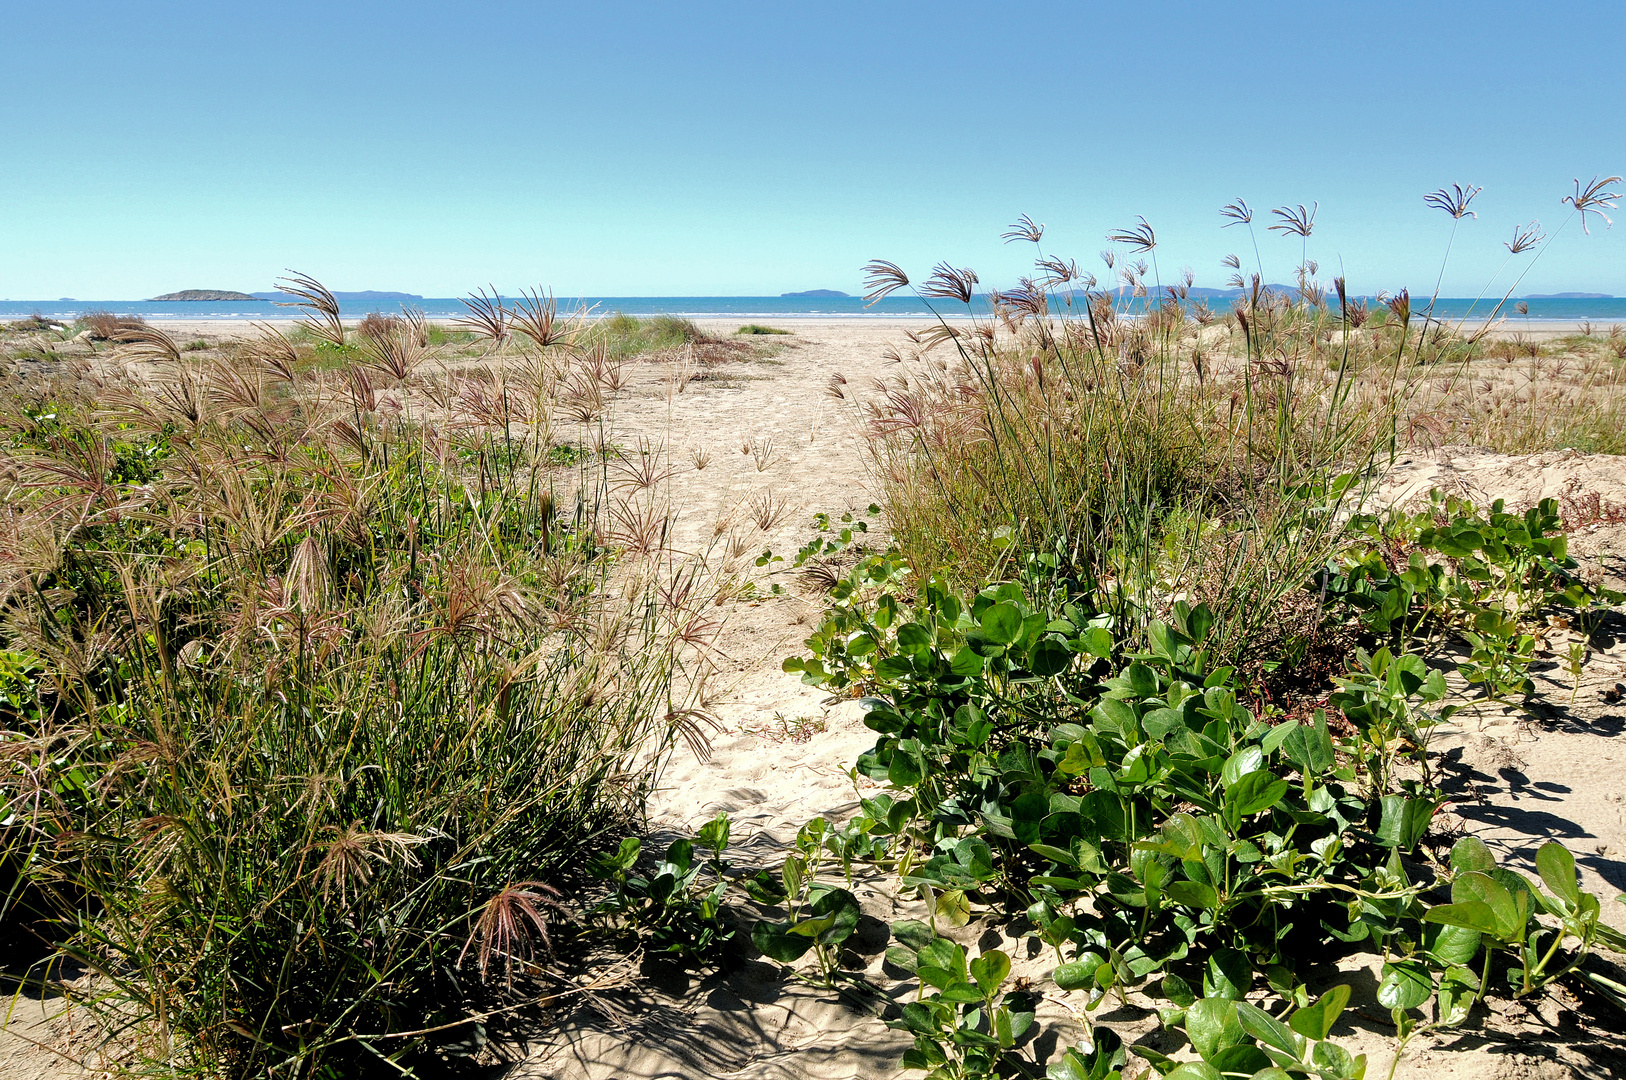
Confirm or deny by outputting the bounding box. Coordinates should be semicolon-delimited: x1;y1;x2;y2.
5;313;62;333
765;503;1623;1075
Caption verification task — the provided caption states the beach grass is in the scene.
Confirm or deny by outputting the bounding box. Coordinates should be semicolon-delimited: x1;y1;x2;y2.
581;311;711;358
0;301;722;1076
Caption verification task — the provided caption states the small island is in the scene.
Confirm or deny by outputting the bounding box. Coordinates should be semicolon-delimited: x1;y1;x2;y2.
780;289;849;298
148;289;262;302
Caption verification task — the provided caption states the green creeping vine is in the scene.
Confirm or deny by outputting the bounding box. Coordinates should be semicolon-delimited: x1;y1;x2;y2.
587;813;736;960
1329;494;1621;708
885;923;1034;1079
591;495;1624;1078
743;817;864;987
1142;981;1367;1080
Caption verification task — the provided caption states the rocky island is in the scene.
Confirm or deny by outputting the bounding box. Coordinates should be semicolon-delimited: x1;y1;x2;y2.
148;289;262;301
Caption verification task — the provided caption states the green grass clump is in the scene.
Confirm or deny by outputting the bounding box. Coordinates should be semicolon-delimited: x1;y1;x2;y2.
581;312;712;359
3;340;60;364
863;298;1386;667
736;324;790;335
855;208;1626;661
0;337;707;1076
425;322;476;346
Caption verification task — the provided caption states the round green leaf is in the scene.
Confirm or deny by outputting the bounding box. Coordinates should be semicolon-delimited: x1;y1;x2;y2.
1053;959;1098;991
1425;922;1483;967
970;949;1012;993
1125;660;1159;697
1311;1040;1357;1077
1187;998;1245;1060
1221;746;1265;788
894;621;933;656
1377;960;1433;1012
1030;636;1074;677
1424;899;1500;936
1080;626;1115;657
1161;971;1198;1008
752;919;814;963
1204;949;1253;1001
1165;879;1219;911
1226;770;1290;818
934;887;971;928
1436;964;1478;1027
1450;872;1521;939
1235;1000;1301;1058
980;602;1022;645
1209;1045;1273;1075
1536;840;1581;907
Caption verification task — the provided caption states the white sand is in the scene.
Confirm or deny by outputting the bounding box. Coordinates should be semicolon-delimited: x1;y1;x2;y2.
7;317;1626;1080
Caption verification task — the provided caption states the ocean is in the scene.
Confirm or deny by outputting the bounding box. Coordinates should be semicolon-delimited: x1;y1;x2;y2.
1;295;1622;324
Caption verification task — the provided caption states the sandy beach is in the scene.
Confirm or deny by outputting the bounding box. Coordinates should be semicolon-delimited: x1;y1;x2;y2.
5;315;1626;1080
7;1;1621;1074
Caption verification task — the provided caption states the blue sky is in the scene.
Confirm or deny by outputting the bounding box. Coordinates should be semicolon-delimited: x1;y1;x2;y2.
2;1;1622;299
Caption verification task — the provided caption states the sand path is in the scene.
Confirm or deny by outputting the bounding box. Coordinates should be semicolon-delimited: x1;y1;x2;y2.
520;322;1626;1080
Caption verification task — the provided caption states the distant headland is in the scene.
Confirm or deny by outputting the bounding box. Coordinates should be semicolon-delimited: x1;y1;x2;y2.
149;290;261;301
146;289;427;303
1523;292;1613;299
780;289;849;298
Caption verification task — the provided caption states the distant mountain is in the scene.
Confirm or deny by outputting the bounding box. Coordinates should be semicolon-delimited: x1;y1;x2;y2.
781;289;849;298
251;290;424;303
149;289;262;302
1057;284;1303;301
1523;292;1613;299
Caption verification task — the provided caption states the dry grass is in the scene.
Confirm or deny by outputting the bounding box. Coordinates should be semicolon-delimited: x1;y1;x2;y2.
849;205;1626;666
356;310;406;340
77;309;147;341
0;282;739;1076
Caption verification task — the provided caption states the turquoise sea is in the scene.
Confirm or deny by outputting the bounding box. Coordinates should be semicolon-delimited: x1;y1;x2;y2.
1;295;1621;324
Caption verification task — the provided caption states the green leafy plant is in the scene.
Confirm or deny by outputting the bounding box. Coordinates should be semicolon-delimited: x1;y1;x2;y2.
587;814;736;961
1424;836;1626;1009
886;923;1035;1079
1329;648;1454;792
1139;982;1366;1080
747;818;863;986
1332;495;1621;713
794;504;879;568
1045;1028;1128;1080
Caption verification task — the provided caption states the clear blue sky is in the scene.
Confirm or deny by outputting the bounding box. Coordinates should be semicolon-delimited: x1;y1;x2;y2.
3;1;1622;299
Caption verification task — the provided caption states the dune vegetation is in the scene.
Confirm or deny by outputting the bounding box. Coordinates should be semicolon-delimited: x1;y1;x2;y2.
0;283;737;1076
3;177;1626;1080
